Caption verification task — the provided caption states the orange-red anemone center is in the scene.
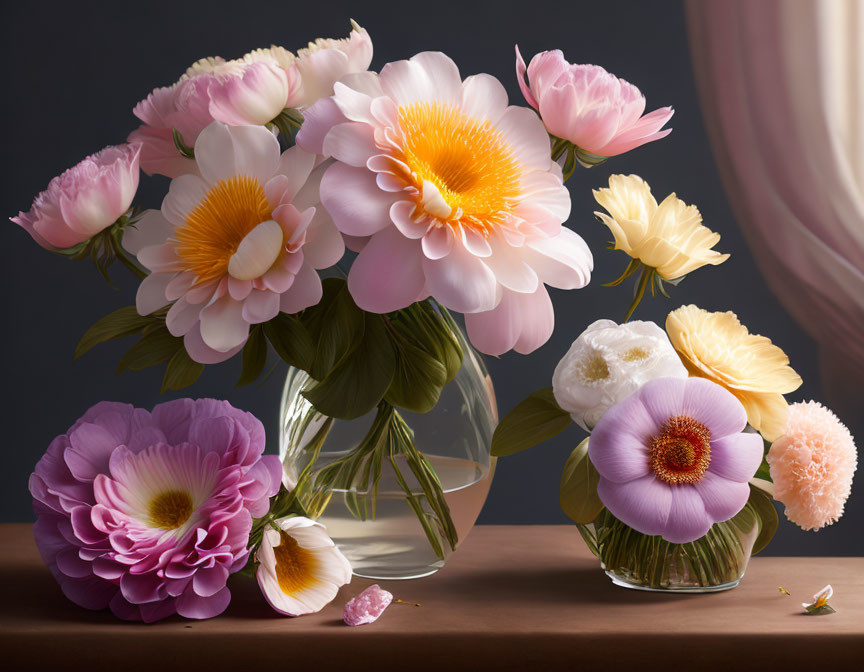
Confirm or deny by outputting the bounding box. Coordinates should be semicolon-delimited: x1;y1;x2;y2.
649;415;712;485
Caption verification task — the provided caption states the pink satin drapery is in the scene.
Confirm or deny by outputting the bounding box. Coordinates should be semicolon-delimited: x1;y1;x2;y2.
686;0;864;417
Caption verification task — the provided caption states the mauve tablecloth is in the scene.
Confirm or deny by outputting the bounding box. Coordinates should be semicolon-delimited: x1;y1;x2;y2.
2;523;862;670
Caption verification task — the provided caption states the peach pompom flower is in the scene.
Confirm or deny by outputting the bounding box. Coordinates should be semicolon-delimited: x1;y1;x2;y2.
767;401;857;531
125;121;343;364
298;51;593;356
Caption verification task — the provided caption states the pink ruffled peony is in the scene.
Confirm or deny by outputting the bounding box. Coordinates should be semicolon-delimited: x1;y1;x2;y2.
516;47;673;158
343;584;393;626
128;24;372;179
29;399;281;622
125;121;344;364
11;144;141;249
589;377;763;543
767;401;857;531
298;51;593;356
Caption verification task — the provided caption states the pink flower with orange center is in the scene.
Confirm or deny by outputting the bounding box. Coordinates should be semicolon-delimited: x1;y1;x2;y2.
298;51;593;356
125;122;344;364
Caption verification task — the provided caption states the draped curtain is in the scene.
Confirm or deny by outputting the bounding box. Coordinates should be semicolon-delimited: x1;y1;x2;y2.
686;0;864;418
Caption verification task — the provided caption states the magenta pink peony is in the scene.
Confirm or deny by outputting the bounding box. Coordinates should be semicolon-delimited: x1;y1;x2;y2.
589;377;763;543
11;144;141;249
298;51;593;356
515;47;673;159
125;121;343;364
767;401;857;531
343;584;393;626
29;399;281;622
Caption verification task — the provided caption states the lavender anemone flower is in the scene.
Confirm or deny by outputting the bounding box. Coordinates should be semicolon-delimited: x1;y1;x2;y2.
29;399;281;622
589;377;763;543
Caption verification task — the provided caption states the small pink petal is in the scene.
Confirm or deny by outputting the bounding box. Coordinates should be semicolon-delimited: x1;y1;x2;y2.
343;584;394;626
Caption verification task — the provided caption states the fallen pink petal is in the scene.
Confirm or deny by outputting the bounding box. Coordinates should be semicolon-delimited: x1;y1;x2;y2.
343;584;394;626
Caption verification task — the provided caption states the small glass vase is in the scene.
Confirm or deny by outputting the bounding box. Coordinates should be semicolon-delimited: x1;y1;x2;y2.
576;503;761;593
279;310;497;580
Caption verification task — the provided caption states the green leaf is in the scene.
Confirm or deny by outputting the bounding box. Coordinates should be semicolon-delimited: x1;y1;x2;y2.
414;302;463;384
161;348;204;392
300;278;364;380
491;387;571;457
263;314;315;372
747;483;779;555
75;306;151;359
237;326;268;387
116;326;182;374
302;314;396;419
172;128;195;159
385;328;449;414
560;438;603;524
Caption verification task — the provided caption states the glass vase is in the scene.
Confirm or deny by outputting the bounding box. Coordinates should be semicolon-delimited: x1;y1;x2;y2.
576;503;761;592
279;310;497;580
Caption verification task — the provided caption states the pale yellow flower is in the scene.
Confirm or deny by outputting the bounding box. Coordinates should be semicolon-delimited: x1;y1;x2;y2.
594;174;729;280
666;305;803;441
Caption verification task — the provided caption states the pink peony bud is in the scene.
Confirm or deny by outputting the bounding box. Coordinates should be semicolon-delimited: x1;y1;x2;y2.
11;143;141;249
515;46;673;158
206;60;297;126
343;584;393;626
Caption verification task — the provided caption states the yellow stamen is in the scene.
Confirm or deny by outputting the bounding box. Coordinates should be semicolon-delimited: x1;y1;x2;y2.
274;531;318;595
174;176;273;285
622;346;651;361
397;102;521;234
148;491;194;530
649;415;712;485
581;353;611;382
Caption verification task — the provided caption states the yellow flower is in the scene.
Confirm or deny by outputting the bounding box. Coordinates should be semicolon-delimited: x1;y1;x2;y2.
666;305;803;441
594;174;729;280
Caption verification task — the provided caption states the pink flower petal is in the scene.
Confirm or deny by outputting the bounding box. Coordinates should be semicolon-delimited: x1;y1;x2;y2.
278;262;323;314
693;472;751;522
681;377;748;439
176;586;231;619
320;162;396;237
464;285;553;356
343;584;394;626
708;432;764;482
664;486;713;543
589;398;655;483
421;244;498;313
348;227;426;313
597;475;672;538
322;122;379;168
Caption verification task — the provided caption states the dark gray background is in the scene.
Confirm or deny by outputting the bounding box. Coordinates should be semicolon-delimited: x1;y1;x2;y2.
3;0;860;555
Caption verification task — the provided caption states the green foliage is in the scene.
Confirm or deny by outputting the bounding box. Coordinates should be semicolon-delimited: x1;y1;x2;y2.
161;347;204;392
491;387;571;456
747;483;779;555
237;326;268;387
75;306;152;359
302;313;396;420
560;438;603;524
263;313;315;372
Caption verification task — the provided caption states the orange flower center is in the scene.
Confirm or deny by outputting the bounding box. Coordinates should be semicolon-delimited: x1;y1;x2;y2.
274;531;318;594
397;102;522;234
148;490;194;530
649;415;712;485
174;176;273;285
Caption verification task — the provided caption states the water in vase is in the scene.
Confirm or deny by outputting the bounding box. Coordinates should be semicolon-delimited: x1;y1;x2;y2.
309;454;493;579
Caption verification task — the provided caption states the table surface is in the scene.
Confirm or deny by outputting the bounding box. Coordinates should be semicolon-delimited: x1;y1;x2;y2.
2;523;862;671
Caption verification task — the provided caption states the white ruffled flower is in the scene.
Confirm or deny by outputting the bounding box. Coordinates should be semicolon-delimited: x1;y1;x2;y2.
552;319;688;430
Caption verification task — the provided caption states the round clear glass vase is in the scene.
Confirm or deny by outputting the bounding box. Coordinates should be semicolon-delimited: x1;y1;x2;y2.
576;503;761;593
279;312;497;580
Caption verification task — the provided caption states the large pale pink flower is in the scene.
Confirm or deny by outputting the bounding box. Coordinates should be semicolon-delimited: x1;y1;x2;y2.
29;399;281;622
589;377;763;543
516;47;673;158
767;401;857;531
129;55;300;178
11;144;141;249
125;122;343;364
298;51;592;355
